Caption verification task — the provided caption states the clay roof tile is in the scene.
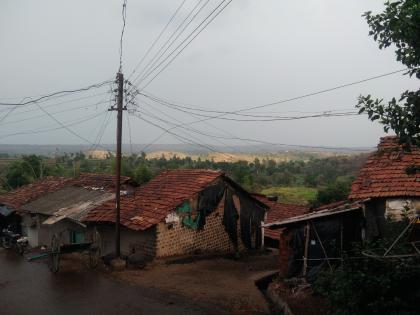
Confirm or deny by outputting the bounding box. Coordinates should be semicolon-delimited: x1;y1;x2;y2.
349;136;420;199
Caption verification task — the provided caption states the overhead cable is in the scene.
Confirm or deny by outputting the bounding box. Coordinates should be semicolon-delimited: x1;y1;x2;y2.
0;80;112;106
140;68;406;116
135;0;234;90
128;0;188;79
119;0;128;72
131;0;210;86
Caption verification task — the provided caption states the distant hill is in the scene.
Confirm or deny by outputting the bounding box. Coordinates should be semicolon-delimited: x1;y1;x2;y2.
0;143;373;158
145;150;352;163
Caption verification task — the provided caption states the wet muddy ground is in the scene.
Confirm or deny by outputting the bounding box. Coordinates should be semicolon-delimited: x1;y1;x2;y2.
111;253;278;314
0;248;229;315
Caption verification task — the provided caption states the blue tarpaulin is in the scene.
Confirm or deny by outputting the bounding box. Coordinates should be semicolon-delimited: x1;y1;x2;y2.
0;205;13;217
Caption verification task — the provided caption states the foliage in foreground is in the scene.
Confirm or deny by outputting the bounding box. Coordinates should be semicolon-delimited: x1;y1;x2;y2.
357;0;420;147
314;219;420;315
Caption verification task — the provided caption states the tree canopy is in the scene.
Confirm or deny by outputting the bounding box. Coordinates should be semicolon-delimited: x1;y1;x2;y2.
357;0;420;147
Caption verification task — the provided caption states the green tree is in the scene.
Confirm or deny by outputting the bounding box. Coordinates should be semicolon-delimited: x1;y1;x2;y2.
6;161;34;188
357;0;420;147
133;164;152;185
313;179;352;207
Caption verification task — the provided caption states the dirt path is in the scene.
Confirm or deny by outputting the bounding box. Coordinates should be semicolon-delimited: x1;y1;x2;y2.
0;249;228;315
110;253;278;314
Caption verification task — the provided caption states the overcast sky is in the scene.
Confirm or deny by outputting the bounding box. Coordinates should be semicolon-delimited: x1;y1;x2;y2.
0;0;418;149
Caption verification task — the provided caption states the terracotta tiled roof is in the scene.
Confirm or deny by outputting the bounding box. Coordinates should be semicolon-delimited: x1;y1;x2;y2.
0;173;131;210
253;194;309;240
84;169;224;231
349;136;420;200
0;177;72;209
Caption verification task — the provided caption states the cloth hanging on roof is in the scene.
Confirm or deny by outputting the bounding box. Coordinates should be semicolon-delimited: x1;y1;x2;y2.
196;181;226;229
223;189;239;247
176;202;199;229
175;180;225;230
238;192;265;249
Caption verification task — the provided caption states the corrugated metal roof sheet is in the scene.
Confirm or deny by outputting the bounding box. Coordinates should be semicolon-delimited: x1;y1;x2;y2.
253;194;309;240
0;173;130;211
264;199;367;229
42;192;114;226
20;186;112;218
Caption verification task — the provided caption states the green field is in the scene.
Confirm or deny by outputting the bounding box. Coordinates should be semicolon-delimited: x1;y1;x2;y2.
260;186;318;205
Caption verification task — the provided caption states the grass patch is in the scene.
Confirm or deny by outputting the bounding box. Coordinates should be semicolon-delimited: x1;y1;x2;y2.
260;186;317;205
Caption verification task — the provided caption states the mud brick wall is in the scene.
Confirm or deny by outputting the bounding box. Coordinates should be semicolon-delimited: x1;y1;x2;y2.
155;198;245;258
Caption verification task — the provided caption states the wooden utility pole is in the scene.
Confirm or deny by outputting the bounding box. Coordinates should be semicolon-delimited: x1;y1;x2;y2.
114;72;124;257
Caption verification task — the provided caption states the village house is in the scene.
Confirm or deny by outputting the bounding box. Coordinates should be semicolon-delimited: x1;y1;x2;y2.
264;200;366;279
348;136;420;238
84;169;268;259
252;193;309;249
264;136;420;280
0;173;130;248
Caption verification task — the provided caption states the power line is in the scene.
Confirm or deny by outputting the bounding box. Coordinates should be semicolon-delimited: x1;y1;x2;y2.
127;69;404;152
136;108;228;152
0;100;110;127
130;112;226;153
0;97;29;124
0;80;112;101
119;0;128;72
134;107;372;152
33;100;108;148
140;68;407;116
89;111;110;151
90;87;116;152
128;0;188;79
90;111;114;153
0;95;110;149
135;0;234;91
143;92;356;117
141;96;267;150
137;103;240;154
0;111;107;141
144;94;361;121
0;90;110;116
236;69;408;113
131;0;211;86
134;68;406;132
140;99;227;139
131;110;373;152
0;80;112;106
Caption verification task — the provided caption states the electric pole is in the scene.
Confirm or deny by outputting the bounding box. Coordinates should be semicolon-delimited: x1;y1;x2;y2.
112;72;125;257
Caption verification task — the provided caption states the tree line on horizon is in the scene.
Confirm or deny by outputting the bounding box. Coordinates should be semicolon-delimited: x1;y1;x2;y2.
0;151;368;207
